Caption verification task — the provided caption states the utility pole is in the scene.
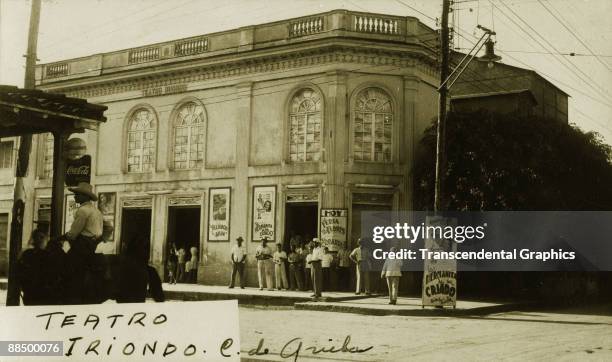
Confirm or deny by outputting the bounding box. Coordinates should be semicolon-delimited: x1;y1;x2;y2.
434;0;451;213
6;0;42;306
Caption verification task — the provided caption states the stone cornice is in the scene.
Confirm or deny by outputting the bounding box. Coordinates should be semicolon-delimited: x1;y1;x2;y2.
41;44;438;100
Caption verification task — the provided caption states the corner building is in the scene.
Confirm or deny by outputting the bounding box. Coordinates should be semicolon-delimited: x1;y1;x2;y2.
30;10;439;286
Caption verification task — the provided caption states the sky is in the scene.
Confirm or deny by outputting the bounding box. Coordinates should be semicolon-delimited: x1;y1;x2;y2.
1;0;611;143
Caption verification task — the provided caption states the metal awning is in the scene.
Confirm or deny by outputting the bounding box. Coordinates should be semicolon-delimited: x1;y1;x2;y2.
0;85;107;137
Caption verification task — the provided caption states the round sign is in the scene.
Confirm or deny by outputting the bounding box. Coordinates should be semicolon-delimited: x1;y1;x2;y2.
64;137;87;160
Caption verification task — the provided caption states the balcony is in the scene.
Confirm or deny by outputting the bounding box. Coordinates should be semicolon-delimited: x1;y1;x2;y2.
36;9;437;85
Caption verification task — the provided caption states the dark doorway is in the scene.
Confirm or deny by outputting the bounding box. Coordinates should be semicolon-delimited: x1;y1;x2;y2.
350;204;392;249
284;203;318;247
351;203;392;294
166;206;201;283
120;208;152;257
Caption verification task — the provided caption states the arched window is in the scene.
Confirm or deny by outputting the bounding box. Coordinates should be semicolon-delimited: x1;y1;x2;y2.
289;88;321;162
127;108;156;173
173;102;205;169
353;88;393;162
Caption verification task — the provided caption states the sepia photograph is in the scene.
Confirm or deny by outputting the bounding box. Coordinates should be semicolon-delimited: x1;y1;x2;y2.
0;0;611;361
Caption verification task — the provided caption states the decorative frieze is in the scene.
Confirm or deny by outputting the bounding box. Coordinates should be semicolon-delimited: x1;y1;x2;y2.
122;197;153;208
59;48;437;99
168;195;202;206
286;190;319;203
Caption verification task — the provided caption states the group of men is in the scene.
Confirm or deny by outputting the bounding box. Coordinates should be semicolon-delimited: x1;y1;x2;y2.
17;182;163;305
228;235;375;300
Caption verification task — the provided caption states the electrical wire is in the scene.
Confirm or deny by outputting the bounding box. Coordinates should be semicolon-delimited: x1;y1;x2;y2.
536;0;612;72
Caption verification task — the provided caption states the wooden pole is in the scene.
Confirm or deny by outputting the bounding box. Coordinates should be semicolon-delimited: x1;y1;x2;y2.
6;0;42;306
50;132;66;239
434;0;451;213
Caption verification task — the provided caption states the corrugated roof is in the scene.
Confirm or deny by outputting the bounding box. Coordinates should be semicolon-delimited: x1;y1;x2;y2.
0;85;107;137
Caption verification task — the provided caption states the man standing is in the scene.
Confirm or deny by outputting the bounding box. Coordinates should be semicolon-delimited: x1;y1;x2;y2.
309;238;324;300
337;243;351;291
273;243;289;290
321;247;333;291
177;247;186;283
61;182;103;304
287;245;303;291
17;229;50;305
229;237;246;289
350;238;371;295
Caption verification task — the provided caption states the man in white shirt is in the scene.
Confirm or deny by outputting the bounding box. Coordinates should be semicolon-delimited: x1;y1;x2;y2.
337;243;351;291
94;220;115;255
349;238;371;295
229;237;246;289
273;243;289;290
321;247;333;291
309;239;324;299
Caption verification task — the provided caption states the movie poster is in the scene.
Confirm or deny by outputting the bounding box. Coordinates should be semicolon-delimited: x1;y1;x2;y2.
422;216;458;307
63;194;77;234
97;192;116;215
252;185;276;241
208;187;231;241
320;209;347;251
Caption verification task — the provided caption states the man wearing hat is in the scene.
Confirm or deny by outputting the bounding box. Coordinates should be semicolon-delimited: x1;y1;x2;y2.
229;236;247;289
309;238;324;300
61;182;104;304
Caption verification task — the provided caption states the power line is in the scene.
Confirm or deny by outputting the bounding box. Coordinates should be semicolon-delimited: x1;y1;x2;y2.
536;0;612;72
42;0;239;60
394;0;436;22
453;48;612;57
40;0;196;52
491;0;612;102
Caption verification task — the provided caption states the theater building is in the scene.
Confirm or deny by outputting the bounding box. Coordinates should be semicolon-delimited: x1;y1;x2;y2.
5;10;441;285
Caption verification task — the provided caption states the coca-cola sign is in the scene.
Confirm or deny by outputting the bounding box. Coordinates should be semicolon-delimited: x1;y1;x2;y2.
65;154;91;186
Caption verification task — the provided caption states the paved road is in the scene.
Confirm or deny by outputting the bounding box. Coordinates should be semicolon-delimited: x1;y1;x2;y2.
238;305;612;361
2;290;611;361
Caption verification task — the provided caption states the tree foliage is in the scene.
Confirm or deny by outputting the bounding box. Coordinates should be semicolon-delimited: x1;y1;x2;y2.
414;111;612;211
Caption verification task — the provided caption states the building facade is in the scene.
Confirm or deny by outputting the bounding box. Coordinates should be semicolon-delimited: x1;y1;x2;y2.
2;10;441;285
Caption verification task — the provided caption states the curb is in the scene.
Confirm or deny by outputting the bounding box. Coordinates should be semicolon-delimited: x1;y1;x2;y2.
293;300;543;316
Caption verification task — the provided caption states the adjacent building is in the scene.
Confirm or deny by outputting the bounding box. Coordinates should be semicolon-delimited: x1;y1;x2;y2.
450;50;569;122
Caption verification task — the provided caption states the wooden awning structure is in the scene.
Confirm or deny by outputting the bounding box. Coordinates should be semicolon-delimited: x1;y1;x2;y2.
0;85;107;137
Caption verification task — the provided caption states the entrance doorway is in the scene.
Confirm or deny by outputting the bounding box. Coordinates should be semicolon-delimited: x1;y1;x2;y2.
284;203;318;247
166;206;201;283
120;208;152;258
351;200;393;294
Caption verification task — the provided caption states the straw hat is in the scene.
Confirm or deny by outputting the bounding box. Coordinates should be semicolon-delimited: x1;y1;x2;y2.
68;182;97;201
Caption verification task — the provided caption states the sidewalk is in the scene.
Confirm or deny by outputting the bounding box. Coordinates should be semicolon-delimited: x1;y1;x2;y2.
162;282;363;306
0;278;535;315
295;295;539;316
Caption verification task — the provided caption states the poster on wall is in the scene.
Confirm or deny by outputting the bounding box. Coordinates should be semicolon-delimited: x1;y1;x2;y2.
252;185;276;241
63;194;77;234
97;192;117;241
320;208;347;252
422;216;457;308
97;192;116;215
208;187;231;241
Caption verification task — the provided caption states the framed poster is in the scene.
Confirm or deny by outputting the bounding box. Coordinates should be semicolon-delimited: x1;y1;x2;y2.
252;185;276;241
208;187;231;241
97;192;116;215
63;194;77;234
320;208;347;252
